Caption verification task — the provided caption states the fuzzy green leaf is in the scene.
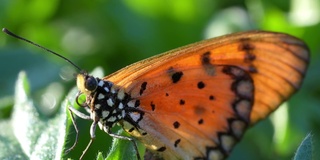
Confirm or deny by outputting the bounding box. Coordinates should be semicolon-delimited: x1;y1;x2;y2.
294;133;313;160
0;71;67;159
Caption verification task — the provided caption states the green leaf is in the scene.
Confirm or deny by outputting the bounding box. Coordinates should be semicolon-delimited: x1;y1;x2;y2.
96;152;104;160
0;71;67;159
106;129;144;160
0;120;26;159
294;133;313;160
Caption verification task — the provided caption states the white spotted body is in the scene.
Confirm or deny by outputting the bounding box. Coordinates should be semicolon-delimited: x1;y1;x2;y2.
76;73;144;130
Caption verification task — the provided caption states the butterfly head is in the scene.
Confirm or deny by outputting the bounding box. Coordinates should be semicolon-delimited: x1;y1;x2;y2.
76;72;98;95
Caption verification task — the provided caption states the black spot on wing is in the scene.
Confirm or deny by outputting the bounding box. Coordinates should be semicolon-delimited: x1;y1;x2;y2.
157;146;166;152
197;81;205;89
135;100;140;107
201;51;216;76
139;82;147;95
150;101;156;111
198;119;204;124
174;139;181;147
173;121;180;129
238;38;255;51
179;99;185;105
202;51;211;64
172;72;183;83
244;53;256;61
167;67;183;83
238;38;256;63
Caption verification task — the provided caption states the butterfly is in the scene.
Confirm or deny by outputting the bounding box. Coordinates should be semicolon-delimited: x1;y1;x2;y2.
72;30;309;160
3;29;309;160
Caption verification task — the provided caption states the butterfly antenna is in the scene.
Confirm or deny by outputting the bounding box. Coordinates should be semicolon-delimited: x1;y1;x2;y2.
2;28;82;71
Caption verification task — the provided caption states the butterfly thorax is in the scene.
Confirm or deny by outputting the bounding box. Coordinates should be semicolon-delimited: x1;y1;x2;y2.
76;73;144;130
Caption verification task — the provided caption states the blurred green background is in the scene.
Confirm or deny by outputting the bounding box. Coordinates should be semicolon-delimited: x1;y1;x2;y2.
0;0;320;159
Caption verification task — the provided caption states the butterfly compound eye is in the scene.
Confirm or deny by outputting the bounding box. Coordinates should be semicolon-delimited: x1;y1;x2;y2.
85;76;98;91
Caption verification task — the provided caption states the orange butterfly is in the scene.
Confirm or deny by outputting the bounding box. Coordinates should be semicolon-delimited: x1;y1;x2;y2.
74;30;309;160
3;29;309;160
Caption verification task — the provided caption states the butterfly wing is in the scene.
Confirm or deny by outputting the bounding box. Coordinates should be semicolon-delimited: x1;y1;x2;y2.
104;31;309;159
121;65;254;159
106;31;309;124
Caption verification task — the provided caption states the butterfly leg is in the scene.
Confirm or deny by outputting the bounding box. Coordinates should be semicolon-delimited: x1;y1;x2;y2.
65;106;91;155
105;128;141;160
79;121;98;160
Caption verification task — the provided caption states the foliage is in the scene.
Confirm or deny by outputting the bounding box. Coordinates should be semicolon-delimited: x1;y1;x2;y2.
0;0;320;159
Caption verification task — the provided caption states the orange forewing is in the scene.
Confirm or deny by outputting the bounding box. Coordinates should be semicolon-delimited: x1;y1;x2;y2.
105;31;309;124
104;31;309;159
